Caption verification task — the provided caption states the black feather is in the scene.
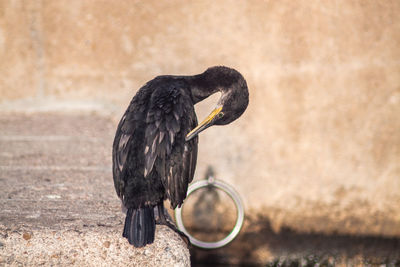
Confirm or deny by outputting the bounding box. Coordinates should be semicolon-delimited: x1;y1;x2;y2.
123;207;155;247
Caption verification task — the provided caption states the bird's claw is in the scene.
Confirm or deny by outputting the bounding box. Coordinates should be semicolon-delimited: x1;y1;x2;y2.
156;217;191;248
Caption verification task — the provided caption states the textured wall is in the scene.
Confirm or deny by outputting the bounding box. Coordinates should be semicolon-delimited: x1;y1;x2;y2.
1;0;399;238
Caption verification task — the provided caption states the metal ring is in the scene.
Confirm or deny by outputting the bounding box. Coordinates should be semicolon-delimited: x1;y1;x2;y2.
174;178;245;249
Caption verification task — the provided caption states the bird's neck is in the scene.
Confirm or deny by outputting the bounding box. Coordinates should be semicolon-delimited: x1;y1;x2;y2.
186;75;221;104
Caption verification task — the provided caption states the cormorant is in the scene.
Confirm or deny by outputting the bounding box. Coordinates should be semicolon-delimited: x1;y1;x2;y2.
112;66;249;247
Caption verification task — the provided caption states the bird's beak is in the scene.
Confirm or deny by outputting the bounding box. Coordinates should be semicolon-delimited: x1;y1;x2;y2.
186;106;222;141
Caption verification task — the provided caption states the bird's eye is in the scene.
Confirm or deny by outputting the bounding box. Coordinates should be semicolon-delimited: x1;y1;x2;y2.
218;112;224;118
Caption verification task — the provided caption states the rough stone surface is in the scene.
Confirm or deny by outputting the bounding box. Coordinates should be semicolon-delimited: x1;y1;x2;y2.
0;113;190;267
0;226;189;267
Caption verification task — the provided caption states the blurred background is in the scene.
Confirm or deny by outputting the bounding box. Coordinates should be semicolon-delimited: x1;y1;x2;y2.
1;0;399;265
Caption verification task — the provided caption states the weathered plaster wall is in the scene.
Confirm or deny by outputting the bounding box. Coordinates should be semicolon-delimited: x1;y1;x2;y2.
1;0;399;238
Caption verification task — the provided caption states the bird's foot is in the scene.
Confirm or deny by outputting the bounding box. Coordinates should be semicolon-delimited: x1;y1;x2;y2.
155;203;191;248
156;219;191;248
157;221;192;248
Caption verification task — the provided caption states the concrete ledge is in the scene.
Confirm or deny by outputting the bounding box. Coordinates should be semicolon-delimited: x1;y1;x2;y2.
0;112;190;266
0;225;189;267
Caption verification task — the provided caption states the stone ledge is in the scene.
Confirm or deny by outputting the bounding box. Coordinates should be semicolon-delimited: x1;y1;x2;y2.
0;112;190;266
0;225;190;267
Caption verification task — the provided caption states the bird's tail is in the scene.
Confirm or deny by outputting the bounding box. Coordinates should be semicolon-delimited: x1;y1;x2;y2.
123;206;155;247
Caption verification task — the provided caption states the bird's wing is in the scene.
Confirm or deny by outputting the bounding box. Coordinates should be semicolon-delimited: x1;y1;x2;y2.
112;98;145;199
144;84;198;208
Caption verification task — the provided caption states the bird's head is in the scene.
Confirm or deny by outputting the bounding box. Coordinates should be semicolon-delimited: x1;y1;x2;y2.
186;66;249;141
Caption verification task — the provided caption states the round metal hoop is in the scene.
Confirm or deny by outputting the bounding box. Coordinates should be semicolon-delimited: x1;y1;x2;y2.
174;178;245;249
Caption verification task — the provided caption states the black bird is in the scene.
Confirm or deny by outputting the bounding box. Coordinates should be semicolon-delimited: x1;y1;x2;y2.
112;66;249;247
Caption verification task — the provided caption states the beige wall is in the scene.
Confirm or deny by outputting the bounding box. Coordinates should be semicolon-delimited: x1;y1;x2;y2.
1;0;399;237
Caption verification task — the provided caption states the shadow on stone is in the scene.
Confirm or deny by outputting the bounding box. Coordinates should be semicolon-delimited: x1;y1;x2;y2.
190;214;400;266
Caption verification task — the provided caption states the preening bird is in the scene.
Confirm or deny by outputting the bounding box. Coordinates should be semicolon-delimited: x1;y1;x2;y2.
112;66;249;247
